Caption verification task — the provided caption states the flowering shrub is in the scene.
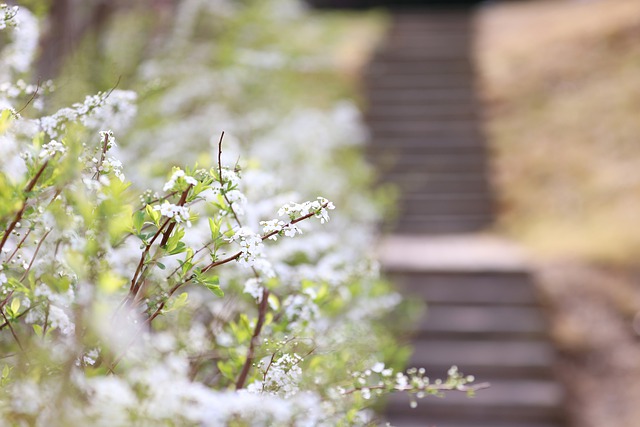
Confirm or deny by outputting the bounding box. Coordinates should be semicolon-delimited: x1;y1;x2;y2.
0;3;480;426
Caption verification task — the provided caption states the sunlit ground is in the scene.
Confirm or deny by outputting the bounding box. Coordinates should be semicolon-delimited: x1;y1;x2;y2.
476;2;640;425
477;0;640;263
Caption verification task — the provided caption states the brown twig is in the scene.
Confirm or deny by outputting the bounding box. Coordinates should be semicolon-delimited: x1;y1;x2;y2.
341;381;491;396
92;131;111;180
14;80;41;115
0;292;25;355
19;229;51;281
235;287;270;389
217;132;243;226
0;160;49;254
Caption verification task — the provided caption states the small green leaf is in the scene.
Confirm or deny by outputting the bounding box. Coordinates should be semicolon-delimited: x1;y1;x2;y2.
267;293;280;310
217;360;235;380
157;262;166;270
2;364;10;379
145;204;160;226
10;298;20;315
133;210;145;234
201;275;223;297
208;217;219;241
173;292;189;310
32;324;43;338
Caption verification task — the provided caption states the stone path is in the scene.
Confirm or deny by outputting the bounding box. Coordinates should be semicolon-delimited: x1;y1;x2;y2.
364;8;567;427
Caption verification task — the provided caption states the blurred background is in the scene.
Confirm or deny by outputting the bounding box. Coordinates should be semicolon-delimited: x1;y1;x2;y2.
13;0;640;425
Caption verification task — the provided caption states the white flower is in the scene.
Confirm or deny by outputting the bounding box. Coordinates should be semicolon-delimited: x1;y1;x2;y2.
243;278;263;302
163;168;198;191
371;362;385;374
277;197;335;223
154;201;192;227
227;227;264;267
39;140;66;158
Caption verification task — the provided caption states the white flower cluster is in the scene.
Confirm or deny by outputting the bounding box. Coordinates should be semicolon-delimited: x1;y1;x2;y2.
38;140;66;159
243;277;263;302
101;157;125;182
31;284;75;335
99;129;117;150
227;227;265;267
248;353;304;398
0;4;18;30
260;218;302;241
0;6;37;77
278;197;335;223
37;90;137;138
163;168;198;192
0;78;42;100
154;201;192;227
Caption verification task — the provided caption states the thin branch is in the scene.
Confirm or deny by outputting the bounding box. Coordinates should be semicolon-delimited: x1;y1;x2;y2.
14;80;41;115
0;293;26;355
6;228;32;262
19;229;51;281
341;381;491;396
0;161;49;253
217;131;243;226
235;287;269;390
92;131;110;180
201;204;328;274
0;304;37;331
158;185;191;248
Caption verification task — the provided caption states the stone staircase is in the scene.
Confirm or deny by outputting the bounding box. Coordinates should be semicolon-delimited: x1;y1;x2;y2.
364;8;567;427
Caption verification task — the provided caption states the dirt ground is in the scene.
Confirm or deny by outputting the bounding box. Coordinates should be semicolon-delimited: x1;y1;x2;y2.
475;0;640;424
535;263;640;427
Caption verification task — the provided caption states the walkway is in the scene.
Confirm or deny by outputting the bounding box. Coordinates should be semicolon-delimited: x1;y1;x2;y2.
364;8;567;427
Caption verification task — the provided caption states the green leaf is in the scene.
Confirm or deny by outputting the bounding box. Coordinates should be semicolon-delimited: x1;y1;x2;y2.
267;293;280;310
145;204;160;226
157;262;166;270
173;292;189;310
201;276;223;297
133;210;145;234
217;360;235;380
10;298;20;316
208;217;220;241
0;109;13;134
164;226;185;254
32;324;43;338
181;248;194;276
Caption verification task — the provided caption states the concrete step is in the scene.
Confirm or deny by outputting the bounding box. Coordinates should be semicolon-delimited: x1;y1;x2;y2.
368;88;477;104
366;106;480;118
389;215;492;234
369;136;484;149
397;198;492;217
369;153;489;173
367;143;487;157
408;339;555;378
386;379;564;423
413;305;547;338
368;60;474;74
375;48;471;60
387;419;562;427
379;170;490;187
391;272;538;306
369;118;480;133
365;76;474;90
365;68;475;80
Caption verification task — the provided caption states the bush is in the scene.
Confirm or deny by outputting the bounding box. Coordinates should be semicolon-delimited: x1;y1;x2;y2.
0;3;478;425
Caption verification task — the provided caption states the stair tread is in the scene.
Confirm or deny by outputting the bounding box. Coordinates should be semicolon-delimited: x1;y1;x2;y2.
408;339;555;372
415;305;546;335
